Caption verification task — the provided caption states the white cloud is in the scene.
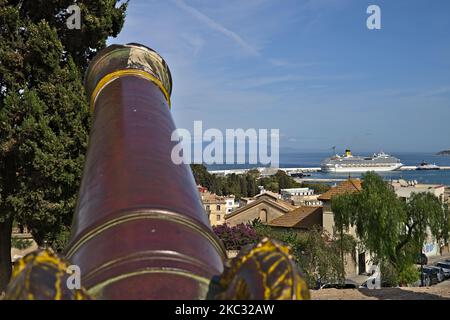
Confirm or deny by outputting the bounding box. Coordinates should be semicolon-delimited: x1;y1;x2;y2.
171;0;260;57
234;74;360;89
419;85;450;97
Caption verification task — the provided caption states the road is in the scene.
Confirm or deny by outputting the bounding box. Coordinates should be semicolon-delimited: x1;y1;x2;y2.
311;280;450;300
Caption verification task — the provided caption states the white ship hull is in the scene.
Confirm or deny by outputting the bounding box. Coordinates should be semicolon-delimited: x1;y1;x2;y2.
321;163;403;173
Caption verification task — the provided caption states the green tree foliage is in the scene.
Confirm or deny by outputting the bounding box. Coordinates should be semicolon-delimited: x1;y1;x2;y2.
0;0;127;291
259;170;301;192
190;165;304;198
332;172;450;286
300;182;331;194
331;192;358;283
191;164;257;198
51;225;71;253
293;229;355;288
215;219;355;289
190;164;210;189
406;192;450;248
8;0;128;72
10;237;33;250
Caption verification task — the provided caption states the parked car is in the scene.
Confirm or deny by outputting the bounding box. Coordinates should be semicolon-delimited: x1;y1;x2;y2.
436;262;450;278
320;281;358;289
426;266;445;282
421;267;440;286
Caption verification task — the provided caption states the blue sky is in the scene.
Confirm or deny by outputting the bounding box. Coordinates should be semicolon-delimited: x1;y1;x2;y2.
110;0;450;153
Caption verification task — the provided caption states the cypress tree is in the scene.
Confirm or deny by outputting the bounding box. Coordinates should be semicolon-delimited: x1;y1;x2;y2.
0;0;127;291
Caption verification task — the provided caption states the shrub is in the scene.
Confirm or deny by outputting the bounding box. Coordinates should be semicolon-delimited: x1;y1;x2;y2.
213;223;258;250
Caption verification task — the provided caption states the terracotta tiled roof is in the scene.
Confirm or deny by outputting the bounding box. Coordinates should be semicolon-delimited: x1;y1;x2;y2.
317;179;362;201
201;192;227;204
225;196;294;219
268;207;322;229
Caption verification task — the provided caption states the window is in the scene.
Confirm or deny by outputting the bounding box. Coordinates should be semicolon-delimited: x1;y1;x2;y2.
259;209;268;222
206;205;210;210
216;205;221;211
217;215;221;221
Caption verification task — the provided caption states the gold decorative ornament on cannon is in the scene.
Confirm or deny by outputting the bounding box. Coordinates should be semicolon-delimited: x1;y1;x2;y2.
4;43;310;300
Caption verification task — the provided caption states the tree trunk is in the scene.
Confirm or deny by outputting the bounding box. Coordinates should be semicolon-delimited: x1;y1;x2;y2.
340;226;345;285
0;216;12;293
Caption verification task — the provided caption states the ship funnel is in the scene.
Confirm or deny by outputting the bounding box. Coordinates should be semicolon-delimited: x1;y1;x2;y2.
345;149;352;157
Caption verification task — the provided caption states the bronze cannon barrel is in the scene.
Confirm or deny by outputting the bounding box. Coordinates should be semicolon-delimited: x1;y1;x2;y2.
65;43;226;299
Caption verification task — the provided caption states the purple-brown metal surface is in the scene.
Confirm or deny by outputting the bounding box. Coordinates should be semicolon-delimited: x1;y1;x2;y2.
66;44;225;299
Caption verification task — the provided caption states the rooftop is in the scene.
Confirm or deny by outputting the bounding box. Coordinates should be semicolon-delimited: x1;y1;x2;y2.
318;179;362;201
254;190;280;200
268;206;322;229
225;195;295;219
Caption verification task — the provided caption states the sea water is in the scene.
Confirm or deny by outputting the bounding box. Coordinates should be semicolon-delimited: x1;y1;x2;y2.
206;152;450;186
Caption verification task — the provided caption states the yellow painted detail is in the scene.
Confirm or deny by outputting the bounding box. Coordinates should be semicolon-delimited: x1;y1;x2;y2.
90;69;171;112
217;238;310;300
5;249;92;300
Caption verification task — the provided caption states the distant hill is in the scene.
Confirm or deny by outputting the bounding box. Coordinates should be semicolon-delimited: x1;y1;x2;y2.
436;149;450;156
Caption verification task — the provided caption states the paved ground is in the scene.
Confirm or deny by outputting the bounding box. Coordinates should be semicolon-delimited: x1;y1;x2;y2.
311;280;450;300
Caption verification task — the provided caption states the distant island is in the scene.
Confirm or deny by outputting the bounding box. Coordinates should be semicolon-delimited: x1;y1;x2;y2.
437;149;450;156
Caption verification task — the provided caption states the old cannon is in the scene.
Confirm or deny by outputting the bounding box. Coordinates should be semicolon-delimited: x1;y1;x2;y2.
5;43;309;300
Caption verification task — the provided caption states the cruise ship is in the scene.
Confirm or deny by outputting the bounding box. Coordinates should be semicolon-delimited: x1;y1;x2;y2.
321;149;403;173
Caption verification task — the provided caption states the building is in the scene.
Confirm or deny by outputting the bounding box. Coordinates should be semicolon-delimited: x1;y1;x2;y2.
268;206;323;232
318;179;362;238
318;177;450;275
258;167;279;177
255;189;281;200
280;187;314;199
225;192;296;226
225;197;239;214
391;179;445;203
290;195;322;207
318;179;367;276
238;197;255;207
198;187;236;226
280;187;323;207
